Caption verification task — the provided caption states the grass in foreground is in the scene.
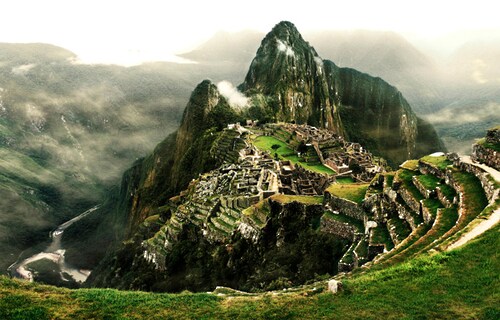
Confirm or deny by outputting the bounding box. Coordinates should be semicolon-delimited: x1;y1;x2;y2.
1;225;497;319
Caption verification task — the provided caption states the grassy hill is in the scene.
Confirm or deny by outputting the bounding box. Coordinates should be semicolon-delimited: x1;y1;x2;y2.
0;223;497;319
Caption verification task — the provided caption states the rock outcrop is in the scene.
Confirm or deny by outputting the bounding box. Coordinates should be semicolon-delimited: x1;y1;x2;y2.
472;126;500;171
88;21;448;292
241;21;444;165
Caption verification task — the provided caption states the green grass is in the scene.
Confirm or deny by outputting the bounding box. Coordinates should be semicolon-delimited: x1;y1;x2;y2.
270;194;324;205
336;176;355;184
384;174;394;188
373;224;430;266
420;155;453;170
415;174;441;191
323;211;364;231
438;184;457;202
388;207;458;263
453;172;488;219
422;198;443;219
477;137;500;152
387;217;411;242
436;171;489;242
0;225;498;319
399;159;419;171
397;169;424;201
326;183;369;204
253;136;334;175
370;225;394;251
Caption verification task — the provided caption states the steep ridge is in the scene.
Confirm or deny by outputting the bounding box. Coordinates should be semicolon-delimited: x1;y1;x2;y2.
86;21;446;291
240;21;443;165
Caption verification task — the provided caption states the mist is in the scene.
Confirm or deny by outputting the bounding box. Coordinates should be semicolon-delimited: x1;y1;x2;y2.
217;81;249;109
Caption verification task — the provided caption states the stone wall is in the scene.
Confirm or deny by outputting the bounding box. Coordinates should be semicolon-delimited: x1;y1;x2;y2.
418;160;446;179
472;144;499;172
436;186;457;209
398;186;421;214
320;216;357;239
455;161;497;202
486;127;500;143
412;176;436;199
394;199;419;230
325;193;366;221
420;200;435;225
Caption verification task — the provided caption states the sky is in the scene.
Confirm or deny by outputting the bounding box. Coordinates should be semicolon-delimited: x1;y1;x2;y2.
1;0;499;65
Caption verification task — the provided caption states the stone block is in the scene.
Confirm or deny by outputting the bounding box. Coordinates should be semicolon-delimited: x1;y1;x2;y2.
327;279;343;294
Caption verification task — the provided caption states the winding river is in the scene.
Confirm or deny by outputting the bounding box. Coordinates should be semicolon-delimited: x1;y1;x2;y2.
8;205;100;283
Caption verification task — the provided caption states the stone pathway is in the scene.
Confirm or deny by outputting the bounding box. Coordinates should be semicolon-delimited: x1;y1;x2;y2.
446;156;500;251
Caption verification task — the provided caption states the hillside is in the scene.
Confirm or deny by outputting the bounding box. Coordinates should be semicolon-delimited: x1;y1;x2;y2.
179;28;500;155
0;223;497;319
0;42;250;274
85;21;444;292
3;126;498;318
1;23;498;319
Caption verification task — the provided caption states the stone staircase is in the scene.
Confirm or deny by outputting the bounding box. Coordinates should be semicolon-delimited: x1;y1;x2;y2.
332;152;497;274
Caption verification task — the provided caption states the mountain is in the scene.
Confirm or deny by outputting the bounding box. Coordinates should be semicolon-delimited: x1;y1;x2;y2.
86;21;444;292
180;28;500;155
422;40;500;154
179;29;443;115
241;21;443;165
305;30;443;114
0;43;246;273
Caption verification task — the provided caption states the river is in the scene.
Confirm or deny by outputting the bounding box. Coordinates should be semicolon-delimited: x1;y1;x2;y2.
7;205;100;284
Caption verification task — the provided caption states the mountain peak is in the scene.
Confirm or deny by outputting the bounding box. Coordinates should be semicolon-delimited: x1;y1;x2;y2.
240;21;335;129
267;21;301;41
260;21;312;56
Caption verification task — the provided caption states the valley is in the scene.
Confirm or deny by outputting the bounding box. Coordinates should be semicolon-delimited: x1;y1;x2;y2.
8;205;100;286
0;19;498;319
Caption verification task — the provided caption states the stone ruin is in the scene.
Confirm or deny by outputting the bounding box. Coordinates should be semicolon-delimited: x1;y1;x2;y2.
471;127;500;171
264;123;384;182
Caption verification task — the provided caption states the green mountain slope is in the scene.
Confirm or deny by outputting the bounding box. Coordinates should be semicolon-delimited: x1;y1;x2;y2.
0;42;246;273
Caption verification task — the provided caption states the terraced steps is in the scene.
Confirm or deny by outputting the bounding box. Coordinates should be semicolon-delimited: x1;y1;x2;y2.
371;224;430;267
382;206;459;265
210;129;247;165
369;225;394;252
206;220;231;240
386;216;411;245
370;158;490;267
427;171;488;250
394;195;423;229
210;216;234;234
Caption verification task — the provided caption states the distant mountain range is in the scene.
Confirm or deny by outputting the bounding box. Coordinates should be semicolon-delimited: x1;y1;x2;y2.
179;28;500;154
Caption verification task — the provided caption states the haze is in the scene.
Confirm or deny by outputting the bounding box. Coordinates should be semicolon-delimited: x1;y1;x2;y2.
1;0;499;65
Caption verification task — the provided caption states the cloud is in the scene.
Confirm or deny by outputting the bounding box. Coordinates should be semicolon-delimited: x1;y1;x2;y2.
11;64;36;75
216;81;249;109
276;40;295;57
424;102;500;124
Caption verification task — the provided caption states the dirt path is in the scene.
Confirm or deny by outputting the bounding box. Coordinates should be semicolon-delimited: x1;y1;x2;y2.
446;156;499;251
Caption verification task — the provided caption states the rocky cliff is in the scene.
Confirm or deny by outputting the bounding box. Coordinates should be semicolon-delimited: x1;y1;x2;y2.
88;21;446;291
241;21;444;166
